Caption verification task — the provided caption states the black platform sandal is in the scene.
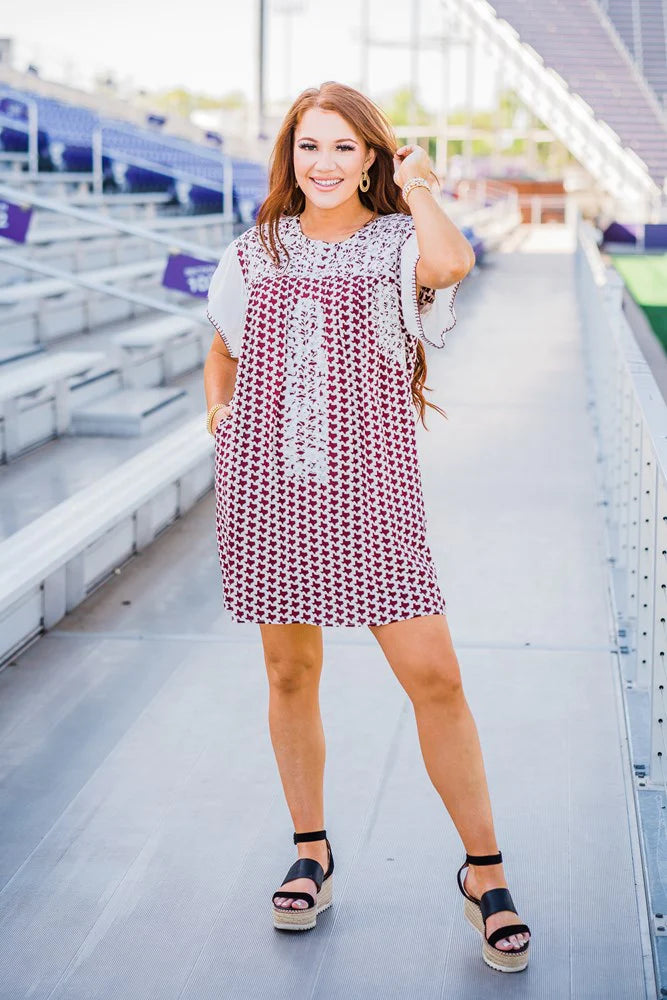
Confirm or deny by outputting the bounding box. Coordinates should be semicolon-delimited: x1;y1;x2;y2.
272;829;334;931
456;850;531;973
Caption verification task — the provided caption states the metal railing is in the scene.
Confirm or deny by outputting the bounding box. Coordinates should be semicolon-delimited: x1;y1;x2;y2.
575;212;667;795
0;99;39;175
0;181;231;323
0;181;231;257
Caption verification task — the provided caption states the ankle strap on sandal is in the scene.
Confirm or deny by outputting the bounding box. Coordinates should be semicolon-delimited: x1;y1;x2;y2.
465;851;502;865
293;829;327;844
456;850;504;902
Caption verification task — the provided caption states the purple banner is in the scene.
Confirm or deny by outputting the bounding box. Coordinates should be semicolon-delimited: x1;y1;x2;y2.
162;253;217;297
645;225;667;250
0;200;33;243
602;221;638;245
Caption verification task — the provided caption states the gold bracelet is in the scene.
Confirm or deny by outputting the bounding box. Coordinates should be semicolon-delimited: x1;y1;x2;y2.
206;401;231;435
402;176;432;200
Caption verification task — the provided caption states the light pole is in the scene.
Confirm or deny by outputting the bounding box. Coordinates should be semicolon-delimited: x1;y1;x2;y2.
258;0;268;141
359;1;464;171
274;0;307;103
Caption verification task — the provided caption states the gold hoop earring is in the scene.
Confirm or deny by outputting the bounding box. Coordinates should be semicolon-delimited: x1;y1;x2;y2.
359;169;370;193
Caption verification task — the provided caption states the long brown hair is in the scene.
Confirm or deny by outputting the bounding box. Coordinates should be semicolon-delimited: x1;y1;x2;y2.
255;80;447;429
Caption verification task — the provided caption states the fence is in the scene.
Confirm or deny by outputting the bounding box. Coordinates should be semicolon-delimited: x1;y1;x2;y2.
576;210;666;797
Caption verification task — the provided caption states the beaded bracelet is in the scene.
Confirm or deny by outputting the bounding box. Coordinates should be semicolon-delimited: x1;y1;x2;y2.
402;176;432;200
206;401;232;435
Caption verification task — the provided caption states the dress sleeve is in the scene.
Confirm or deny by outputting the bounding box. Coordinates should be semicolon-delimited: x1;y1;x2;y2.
399;231;462;349
206;239;248;358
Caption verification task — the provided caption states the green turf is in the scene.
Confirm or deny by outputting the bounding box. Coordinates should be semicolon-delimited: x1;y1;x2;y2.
610;254;667;345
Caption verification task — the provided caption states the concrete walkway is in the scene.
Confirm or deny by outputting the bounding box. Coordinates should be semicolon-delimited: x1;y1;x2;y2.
0;229;654;998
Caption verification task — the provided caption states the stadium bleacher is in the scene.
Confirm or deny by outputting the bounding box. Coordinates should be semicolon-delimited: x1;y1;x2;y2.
0;82;267;215
488;0;667;191
0;74;273;482
602;0;667;111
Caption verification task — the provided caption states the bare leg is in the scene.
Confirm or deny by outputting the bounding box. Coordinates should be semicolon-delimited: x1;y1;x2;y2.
260;622;329;909
368;613;530;951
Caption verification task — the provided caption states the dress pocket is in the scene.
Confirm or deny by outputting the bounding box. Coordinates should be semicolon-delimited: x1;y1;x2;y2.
214;414;234;467
214;415;232;443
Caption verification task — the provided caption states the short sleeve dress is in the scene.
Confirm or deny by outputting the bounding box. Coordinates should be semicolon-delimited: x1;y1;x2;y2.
206;211;462;627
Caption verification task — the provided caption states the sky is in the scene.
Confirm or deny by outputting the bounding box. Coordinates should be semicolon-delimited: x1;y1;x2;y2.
1;0;499;114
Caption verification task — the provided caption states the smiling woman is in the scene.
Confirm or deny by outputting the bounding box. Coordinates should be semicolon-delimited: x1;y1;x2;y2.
202;81;528;970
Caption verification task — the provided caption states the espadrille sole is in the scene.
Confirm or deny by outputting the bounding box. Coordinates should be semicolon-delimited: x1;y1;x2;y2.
272;874;333;930
463;896;530;972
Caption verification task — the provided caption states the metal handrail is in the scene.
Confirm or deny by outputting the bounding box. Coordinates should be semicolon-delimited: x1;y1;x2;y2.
0;97;39;175
575;212;667;794
0;182;227;258
0;249;210;324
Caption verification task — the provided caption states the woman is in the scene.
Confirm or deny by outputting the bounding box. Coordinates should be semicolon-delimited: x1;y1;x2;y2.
203;81;531;973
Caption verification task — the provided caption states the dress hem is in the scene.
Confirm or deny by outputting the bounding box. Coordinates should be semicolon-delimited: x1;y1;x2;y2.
224;607;447;627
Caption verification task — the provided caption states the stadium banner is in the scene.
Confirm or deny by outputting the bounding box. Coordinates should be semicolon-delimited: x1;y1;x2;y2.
602;221;638;245
645;225;667;250
162;253;217;297
0;200;33;243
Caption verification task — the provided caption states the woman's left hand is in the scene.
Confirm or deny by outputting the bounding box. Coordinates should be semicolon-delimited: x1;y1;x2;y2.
393;144;432;189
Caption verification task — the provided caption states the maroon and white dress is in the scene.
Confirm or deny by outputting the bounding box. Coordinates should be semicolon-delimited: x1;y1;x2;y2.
206;211;462;626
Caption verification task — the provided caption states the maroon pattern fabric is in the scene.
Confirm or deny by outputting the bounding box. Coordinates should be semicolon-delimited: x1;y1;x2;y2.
211;212;459;626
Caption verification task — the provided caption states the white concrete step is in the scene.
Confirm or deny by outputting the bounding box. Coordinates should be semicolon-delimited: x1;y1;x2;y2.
70;386;189;437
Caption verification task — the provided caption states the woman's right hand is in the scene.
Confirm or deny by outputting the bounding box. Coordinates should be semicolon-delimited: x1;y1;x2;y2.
213;402;233;432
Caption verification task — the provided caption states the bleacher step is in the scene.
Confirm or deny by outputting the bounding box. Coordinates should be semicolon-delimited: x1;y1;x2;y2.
0;344;43;366
70;387;188;437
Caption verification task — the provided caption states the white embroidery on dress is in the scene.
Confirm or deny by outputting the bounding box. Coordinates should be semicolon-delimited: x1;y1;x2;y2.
283;296;329;483
238;212;413;284
372;282;405;367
